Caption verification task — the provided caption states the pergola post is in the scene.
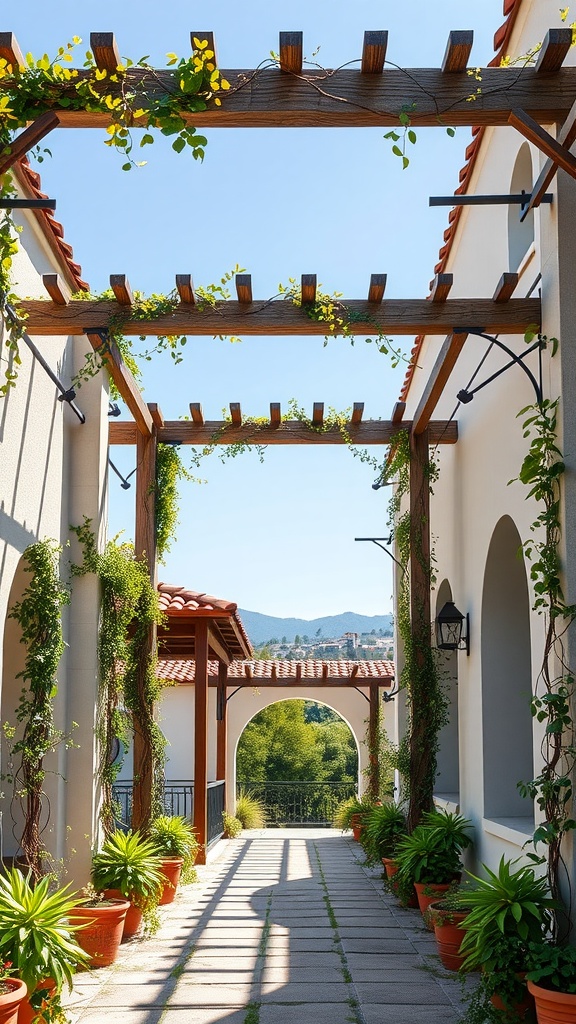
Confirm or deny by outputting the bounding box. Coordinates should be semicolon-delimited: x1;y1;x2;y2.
407;428;434;831
216;661;228;793
194;620;209;864
132;423;158;831
368;684;380;799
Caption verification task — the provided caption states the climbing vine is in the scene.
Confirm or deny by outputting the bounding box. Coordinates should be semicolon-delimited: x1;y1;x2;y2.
156;443;193;563
71;519;166;833
4;540;71;877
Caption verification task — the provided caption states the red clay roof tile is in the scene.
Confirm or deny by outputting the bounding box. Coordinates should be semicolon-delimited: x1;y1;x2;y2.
157;658;395;684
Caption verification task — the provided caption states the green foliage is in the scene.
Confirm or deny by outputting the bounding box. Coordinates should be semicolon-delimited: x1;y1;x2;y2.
0;868;89;1008
71;519;165;832
236;700;357;783
332;794;367;830
222;812;242;838
147;814;200;881
91;829;164;929
362;699;396;801
235;789;268;829
457;857;555;974
5;540;70;877
155;444;193;562
0;176;26;396
360;802;407;862
395;810;472;888
526;940;576;994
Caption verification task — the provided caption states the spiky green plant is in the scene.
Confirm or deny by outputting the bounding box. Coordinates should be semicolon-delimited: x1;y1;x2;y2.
0;868;89;998
360;802;407;863
147;815;200;882
235;790;267;829
91;829;164;911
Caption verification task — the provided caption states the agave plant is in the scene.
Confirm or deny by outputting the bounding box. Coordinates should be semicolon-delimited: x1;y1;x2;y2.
360;802;407;863
0;868;89;997
92;829;164;909
395;810;473;886
147;815;200;881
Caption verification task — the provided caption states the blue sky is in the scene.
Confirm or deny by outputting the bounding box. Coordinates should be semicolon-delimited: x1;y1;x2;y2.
11;0;505;618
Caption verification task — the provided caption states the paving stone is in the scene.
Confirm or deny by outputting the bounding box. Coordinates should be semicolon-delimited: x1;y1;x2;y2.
259;1004;356;1024
354;982;452;1004
261;981;350;1002
361;1007;464;1024
162;1010;248;1024
261;966;345;984
168;984;253;1006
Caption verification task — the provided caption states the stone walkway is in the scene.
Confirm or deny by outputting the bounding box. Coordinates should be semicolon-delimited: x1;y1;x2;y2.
66;829;474;1024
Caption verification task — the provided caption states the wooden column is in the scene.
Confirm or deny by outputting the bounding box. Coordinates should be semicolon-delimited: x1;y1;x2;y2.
368;684;380;799
216;662;228;790
131;424;158;831
407;429;434;831
194;620;209;864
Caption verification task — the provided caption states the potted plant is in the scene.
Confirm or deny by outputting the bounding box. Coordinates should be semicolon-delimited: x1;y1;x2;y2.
91;829;164;937
359;802;407;868
70;884;130;968
394;810;473;918
427;891;471;971
0;868;89;1024
457;857;556;1020
0;963;27;1024
147;815;200;904
526;941;576;1022
333;795;374;841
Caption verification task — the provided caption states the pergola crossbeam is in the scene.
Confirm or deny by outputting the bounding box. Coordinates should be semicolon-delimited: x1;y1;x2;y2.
0;111;60;177
441;31;473;73
509;107;576;180
524;97;576;217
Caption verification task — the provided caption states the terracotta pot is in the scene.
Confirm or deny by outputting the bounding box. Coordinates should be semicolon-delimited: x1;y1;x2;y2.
157;857;184;906
489;974;533;1020
414;882;454;929
0;980;27;1024
17;980;56;1024
350;814;363;842
71;898;130;967
527;980;576;1024
102;889;142;938
382;859;418;908
427;901;470;971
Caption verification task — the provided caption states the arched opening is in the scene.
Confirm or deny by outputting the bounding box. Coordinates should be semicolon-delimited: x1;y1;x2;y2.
481;516;534;827
434;579;460;807
235;697;360;826
1;558;32;861
508;143;535;273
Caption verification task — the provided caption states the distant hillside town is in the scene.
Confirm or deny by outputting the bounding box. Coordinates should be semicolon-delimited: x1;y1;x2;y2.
255;628;394;662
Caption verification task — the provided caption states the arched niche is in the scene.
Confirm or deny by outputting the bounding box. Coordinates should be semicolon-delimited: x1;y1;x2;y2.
481;515;534;824
434;579;460;805
508;143;535;273
1;557;31;860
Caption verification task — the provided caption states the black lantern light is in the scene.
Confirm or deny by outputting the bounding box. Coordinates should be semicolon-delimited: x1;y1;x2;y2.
436;601;470;656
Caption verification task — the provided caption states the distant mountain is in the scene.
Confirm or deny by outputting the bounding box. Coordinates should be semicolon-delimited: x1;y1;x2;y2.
237;609;393;647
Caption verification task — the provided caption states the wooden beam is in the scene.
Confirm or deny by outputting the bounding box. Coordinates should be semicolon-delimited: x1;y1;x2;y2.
109;417;459;446
534;28;572;73
230;402;242;426
392;401;406;423
312;402;324;427
368;684;380;799
90;33;121;72
85;331;153;436
361;31;387;74
176;274;196;304
28;64;576;130
351;402;364;425
368;273;386;303
0;32;24;69
509;108;576;179
148;402;164;428
0;111;60;177
207;625;232;667
235;274;252;303
493;272;518;303
524;96;576;215
191;32;217;64
190;402;204;425
270;402;281;426
162;673;394;688
42;274;70;305
412;333;468;435
441;31;473;73
110;274;133;305
193;620;209;864
279;32;303;74
430;273;453;302
216;662;227;784
301;274;317;304
21;296;541;337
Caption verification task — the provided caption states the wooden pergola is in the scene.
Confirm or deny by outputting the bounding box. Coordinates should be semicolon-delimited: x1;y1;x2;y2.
3;19;574;831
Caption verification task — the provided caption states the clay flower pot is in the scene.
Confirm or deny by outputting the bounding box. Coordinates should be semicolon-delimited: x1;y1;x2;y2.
427;901;470;971
414;882;454;928
527;980;576;1024
103;890;142;938
382;858;418;908
17;980;56;1024
0;980;27;1024
72;898;130;967
350;814;363;842
157;857;184;906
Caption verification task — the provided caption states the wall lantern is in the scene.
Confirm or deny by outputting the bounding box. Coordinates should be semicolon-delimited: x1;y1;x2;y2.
436;601;470;656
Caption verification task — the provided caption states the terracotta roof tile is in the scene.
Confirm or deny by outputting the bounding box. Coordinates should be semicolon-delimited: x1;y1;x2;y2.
12;158;89;292
157;583;238;615
157;658;395;684
398;0;525;406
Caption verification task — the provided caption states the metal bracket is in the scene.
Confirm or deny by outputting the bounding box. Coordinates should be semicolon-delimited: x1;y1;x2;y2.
454;328;544;405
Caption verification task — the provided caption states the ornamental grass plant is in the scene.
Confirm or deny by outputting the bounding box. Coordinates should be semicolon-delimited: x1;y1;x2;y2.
235;789;268;829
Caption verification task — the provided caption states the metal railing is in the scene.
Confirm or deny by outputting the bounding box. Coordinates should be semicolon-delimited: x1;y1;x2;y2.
239;781;357;826
112;780;225;846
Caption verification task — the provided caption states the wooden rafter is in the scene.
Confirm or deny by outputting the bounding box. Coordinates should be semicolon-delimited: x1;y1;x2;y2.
21;295;540;336
0;111;60;177
85;331;154;436
1;28;575;129
523;97;576;217
109;417;458;446
509;108;576;180
411;333;468;435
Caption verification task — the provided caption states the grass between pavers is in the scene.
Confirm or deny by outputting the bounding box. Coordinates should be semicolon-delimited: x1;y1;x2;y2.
313;842;363;1024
